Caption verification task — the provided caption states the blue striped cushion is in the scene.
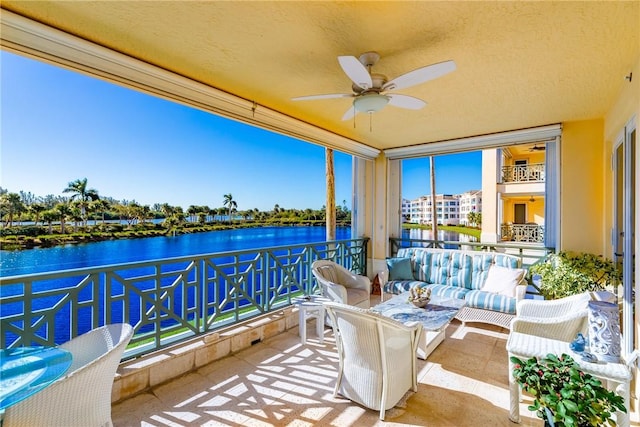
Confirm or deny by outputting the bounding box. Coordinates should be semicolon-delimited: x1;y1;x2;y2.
464;289;517;314
413;250;433;282
382;280;424;295
427;283;470;299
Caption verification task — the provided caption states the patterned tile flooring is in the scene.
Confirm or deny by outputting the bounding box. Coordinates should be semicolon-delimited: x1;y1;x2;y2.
112;301;545;426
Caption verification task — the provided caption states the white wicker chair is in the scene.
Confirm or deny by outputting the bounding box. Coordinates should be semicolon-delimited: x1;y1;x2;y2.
324;302;422;420
4;323;134;427
312;260;371;308
510;292;594;341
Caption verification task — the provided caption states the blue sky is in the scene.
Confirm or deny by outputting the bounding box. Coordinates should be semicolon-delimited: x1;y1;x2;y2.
1;51;480;211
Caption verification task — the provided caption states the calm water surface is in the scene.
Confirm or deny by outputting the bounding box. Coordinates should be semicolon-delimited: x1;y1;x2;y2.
0;226;351;277
0;226;475;277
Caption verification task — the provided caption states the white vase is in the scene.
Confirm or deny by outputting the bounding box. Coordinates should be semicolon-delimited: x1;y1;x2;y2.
588;301;621;363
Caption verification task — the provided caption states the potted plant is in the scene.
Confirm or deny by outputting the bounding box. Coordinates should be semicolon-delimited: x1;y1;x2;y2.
529;251;621;300
511;353;626;427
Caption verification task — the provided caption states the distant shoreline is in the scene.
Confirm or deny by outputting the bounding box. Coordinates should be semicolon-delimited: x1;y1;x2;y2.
0;220;350;251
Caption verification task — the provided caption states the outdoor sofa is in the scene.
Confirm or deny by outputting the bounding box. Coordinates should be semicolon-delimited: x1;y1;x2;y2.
380;247;526;329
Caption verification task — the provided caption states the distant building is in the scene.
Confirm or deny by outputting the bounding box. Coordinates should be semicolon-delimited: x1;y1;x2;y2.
401;198;412;222
409;194;462;226
458;190;482;226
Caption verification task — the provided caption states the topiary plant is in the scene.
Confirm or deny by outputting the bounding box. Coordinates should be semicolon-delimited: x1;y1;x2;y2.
529;251;621;300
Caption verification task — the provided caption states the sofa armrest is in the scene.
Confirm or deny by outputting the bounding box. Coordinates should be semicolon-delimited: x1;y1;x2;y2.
515;284;527;301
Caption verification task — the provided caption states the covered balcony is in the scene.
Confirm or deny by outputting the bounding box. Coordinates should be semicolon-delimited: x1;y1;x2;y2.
0;2;638;426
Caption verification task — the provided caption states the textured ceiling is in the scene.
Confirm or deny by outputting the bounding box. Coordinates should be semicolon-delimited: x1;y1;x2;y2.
2;1;639;152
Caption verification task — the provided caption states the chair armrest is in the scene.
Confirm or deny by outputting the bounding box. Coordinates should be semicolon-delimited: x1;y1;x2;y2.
510;311;588;341
321;281;348;304
350;274;371;293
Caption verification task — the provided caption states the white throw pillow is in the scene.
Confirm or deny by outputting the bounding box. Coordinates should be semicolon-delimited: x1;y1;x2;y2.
481;265;525;297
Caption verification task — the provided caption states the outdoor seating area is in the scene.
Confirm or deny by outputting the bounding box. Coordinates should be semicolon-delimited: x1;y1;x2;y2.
111;300;545;426
380;247;527;329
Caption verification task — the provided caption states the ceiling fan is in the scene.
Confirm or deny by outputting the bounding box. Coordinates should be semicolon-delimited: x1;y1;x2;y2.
292;52;456;121
529;144;546;151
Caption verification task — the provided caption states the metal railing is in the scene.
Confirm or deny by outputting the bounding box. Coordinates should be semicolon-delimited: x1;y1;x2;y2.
0;238;368;358
501;163;545;183
500;223;545;243
389;237;552;270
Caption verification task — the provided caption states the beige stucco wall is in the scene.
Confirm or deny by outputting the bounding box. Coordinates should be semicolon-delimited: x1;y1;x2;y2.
560;119;606;254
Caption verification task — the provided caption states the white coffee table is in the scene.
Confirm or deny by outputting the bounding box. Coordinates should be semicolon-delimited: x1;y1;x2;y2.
371;292;466;359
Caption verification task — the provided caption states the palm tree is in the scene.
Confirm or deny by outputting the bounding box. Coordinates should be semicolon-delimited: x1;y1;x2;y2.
223;193;237;224
29;203;46;226
0;193;24;227
429;156;438;245
62;178;99;227
42;210;57;234
91;199;111;224
54;203;72;234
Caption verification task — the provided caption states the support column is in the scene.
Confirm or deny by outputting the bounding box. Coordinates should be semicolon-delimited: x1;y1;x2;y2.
325;148;335;241
481;148;499;243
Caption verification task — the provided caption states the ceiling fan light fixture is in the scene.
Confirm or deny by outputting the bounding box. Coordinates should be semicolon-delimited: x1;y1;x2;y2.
353;93;389;113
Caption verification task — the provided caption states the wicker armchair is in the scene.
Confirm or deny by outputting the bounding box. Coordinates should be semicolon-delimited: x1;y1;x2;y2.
4;323;134;427
324;302;422;420
311;260;371;308
510;292;593;341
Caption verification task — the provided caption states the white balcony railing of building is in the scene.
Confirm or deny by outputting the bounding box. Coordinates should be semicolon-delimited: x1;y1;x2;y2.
501;163;545;183
500;223;545;243
0;238;368;359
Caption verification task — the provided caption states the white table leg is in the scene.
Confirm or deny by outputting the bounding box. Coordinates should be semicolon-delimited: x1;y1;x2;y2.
315;306;324;344
299;307;307;344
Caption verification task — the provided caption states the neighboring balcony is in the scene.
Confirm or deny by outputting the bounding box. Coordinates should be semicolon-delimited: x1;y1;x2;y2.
501;163;545;183
500;223;545;243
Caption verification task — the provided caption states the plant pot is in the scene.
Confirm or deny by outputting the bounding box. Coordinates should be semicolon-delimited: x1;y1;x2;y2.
588;300;621;363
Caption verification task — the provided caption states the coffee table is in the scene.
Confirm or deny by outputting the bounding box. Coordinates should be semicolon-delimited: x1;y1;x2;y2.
371;292;466;359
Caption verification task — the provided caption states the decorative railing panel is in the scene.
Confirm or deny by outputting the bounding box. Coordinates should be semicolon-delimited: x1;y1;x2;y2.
501;163;545;183
0;238;368;358
500;223;545;243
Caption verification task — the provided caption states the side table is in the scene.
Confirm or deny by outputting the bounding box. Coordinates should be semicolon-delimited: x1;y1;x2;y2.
293;296;330;344
506;331;631;427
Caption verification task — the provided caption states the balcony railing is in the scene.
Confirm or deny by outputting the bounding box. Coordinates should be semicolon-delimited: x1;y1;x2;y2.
500;223;545;243
501;163;545;183
0;237;368;358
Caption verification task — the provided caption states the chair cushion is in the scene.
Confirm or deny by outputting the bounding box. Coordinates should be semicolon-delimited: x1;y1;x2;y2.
386;257;414;281
346;287;370;306
481;265;525;297
465;289;517;314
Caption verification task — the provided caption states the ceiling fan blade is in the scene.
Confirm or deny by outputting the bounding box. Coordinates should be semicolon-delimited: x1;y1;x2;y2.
387;94;426;110
383;60;456;91
291;93;353;101
341;105;358;121
338;56;372;90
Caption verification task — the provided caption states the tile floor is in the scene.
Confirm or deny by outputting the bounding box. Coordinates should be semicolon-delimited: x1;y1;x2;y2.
112;313;547;427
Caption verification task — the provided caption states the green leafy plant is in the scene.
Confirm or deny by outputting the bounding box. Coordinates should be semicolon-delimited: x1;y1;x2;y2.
511;353;625;427
529;251;621;300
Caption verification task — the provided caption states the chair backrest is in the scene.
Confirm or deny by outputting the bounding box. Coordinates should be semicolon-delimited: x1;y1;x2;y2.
324;302;421;418
312;260;341;284
4;323;134;427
